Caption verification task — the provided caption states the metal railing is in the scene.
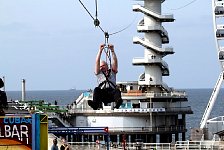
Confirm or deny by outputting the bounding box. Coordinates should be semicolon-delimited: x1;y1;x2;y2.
76;90;187;100
66;140;224;150
69;107;192;114
174;140;224;150
68;141;172;150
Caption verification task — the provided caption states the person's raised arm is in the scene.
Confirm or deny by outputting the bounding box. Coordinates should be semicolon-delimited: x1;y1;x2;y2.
95;44;104;75
109;44;118;73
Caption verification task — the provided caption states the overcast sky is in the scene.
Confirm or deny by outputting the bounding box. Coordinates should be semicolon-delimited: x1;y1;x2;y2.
0;0;218;91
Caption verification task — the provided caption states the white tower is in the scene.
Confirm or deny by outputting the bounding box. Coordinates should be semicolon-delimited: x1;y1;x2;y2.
133;1;174;92
130;0;193;142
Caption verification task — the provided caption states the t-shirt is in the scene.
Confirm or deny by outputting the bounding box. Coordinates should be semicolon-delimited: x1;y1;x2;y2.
96;70;116;89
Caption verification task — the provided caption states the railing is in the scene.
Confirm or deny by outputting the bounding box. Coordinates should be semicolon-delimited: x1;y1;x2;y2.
68;141;172;150
66;140;224;150
69;107;192;114
67;141;173;150
75;90;187;100
127;143;172;150
166;106;193;113
75;93;84;105
133;4;173;18
51;126;186;133
9;100;68;113
122;91;187;98
174;140;224;149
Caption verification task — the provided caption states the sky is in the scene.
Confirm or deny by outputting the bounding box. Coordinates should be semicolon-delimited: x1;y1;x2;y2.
0;0;219;91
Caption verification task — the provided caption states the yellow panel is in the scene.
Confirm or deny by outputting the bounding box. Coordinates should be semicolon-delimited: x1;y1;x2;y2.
40;115;48;150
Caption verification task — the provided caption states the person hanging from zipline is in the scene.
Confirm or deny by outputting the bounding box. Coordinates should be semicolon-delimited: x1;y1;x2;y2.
88;43;123;110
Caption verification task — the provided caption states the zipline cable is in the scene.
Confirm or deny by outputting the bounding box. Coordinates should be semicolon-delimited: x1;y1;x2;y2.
94;0;100;27
78;0;95;20
109;14;138;36
95;0;98;20
165;0;198;10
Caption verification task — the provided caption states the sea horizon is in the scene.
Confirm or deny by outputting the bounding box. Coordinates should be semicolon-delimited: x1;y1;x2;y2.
3;87;218;92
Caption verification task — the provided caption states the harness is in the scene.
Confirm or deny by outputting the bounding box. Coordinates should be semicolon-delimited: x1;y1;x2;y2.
103;32;112;70
98;69;116;89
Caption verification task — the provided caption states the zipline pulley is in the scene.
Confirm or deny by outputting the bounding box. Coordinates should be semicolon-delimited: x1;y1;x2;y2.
104;32;109;43
94;19;100;27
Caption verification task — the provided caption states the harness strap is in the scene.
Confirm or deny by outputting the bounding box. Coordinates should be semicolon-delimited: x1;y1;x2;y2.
98;70;116;89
